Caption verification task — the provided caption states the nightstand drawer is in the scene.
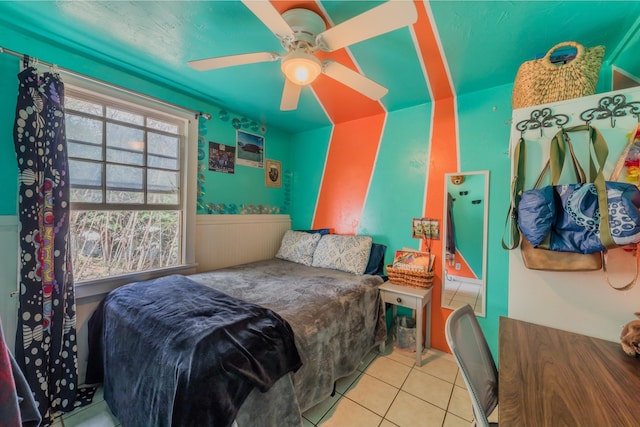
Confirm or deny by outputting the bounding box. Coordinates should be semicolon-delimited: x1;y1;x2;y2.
380;289;418;309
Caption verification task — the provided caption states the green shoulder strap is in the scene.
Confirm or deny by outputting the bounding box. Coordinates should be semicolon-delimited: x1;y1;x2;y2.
502;137;525;250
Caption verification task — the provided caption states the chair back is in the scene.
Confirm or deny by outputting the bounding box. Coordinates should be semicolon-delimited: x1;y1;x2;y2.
445;304;498;427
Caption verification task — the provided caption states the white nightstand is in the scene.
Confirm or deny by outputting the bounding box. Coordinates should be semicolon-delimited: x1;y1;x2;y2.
378;281;432;366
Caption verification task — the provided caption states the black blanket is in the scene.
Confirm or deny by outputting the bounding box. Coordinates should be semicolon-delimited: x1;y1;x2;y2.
89;274;301;427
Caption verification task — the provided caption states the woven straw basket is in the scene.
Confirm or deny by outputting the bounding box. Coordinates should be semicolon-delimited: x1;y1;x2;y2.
512;41;604;109
386;265;434;289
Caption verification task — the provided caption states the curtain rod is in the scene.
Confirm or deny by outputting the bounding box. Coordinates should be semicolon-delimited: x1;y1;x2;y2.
0;46;212;120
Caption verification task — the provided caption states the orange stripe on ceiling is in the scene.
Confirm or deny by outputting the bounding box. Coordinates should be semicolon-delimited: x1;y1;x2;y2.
271;1;385;122
412;1;453;101
313;51;386;123
412;0;458;353
312;114;385;234
268;1;386;234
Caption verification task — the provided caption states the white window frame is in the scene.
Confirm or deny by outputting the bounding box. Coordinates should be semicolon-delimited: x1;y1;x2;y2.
65;79;198;299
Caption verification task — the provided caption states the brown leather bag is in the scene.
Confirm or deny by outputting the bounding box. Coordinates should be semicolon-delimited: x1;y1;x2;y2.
503;127;602;271
520;236;602;271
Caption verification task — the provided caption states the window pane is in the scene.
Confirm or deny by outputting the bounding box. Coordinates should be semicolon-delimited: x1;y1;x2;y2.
67;115;103;161
107;107;144;125
69;159;103;203
148;133;178;170
106;123;144;165
107;165;143;203
66;97;104;116
147;117;178;134
70;210;181;281
148;169;178;204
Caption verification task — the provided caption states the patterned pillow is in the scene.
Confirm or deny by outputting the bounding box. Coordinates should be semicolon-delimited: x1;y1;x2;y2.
276;230;322;266
312;235;373;275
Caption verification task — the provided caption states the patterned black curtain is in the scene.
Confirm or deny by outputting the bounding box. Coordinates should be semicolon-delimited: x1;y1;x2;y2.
13;66;77;425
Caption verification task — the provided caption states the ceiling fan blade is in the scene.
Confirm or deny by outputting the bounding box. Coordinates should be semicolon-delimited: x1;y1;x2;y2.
241;0;295;42
322;60;388;100
188;52;280;71
316;0;418;51
280;78;302;111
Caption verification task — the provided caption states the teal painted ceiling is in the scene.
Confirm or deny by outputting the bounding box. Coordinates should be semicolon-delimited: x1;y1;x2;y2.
0;1;638;134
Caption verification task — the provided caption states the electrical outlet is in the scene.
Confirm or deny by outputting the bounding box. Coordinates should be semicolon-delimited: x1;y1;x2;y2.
455;262;461;270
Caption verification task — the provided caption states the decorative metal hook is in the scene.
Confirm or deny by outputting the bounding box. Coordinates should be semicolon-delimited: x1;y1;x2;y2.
580;95;640;128
515;108;569;137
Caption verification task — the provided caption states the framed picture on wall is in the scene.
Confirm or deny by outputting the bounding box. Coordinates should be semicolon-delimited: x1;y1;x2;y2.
208;141;236;174
236;129;264;168
265;159;282;188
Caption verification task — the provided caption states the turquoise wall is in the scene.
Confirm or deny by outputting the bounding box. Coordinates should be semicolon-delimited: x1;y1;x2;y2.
0;25;291;217
458;84;513;353
288;87;513;356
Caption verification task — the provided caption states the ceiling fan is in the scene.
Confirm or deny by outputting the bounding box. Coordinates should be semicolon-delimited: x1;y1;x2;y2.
188;0;418;111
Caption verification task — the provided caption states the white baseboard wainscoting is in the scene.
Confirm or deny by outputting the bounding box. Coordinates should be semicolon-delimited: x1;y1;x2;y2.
195;214;291;272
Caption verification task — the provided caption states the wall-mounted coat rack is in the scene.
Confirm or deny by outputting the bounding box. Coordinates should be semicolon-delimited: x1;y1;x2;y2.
514;93;640;137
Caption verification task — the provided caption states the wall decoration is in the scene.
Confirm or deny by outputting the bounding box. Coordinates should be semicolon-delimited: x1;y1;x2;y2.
412;217;440;240
208;141;235;174
204;203;281;214
236;129;264;168
265;159;282;188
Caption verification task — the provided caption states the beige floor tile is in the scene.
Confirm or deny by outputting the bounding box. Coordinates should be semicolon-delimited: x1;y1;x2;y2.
364;356;411;388
344;373;399;416
379;420;399;427
62;400;120;427
317;397;382;427
415;351;458;383
385;390;446;427
385;345;419;368
443;411;471;427
303;393;342;425
488;404;499;423
454;371;466;388
401;369;454;410
51;420;64;427
447;385;473;422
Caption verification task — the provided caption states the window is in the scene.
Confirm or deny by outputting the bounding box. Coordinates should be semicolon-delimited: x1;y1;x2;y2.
66;87;187;282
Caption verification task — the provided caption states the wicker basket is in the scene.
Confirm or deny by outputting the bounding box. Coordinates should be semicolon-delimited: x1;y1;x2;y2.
512;41;604;109
386;265;434;289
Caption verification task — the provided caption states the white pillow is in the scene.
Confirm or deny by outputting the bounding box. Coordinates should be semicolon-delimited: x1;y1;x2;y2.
312;234;373;275
276;230;322;266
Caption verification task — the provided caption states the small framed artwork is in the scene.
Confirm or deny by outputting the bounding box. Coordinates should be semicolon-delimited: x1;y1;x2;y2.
236;129;264;168
265;159;282;188
208;141;236;174
412;217;440;240
412;218;424;239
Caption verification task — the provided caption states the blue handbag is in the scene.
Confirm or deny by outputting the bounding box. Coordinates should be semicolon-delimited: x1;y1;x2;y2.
518;125;640;254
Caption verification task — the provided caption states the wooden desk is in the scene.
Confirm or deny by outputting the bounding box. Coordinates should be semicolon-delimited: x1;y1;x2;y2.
499;317;640;427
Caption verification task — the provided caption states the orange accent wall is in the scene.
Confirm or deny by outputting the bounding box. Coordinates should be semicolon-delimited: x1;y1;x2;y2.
413;1;458;353
274;0;459;352
271;3;388;235
312;114;385;234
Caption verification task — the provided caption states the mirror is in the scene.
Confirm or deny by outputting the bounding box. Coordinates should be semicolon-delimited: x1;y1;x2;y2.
442;171;489;316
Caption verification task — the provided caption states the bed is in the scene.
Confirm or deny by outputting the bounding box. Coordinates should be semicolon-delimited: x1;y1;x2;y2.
88;231;387;427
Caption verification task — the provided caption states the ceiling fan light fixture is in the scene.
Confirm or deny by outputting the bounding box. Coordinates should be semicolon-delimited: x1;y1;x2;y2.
281;51;321;85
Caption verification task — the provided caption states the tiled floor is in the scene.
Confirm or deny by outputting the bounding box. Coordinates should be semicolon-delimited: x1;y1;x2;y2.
442;279;482;312
54;342;495;427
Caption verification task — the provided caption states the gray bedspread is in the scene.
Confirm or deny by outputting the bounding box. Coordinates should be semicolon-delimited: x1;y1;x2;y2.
189;258;386;427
